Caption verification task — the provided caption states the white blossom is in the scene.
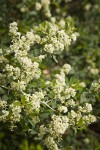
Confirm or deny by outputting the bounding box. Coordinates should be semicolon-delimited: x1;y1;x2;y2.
62;63;71;74
10;104;21;122
58;106;68;113
44;44;55;54
45;136;60;150
49;115;69;136
35;2;42;10
83;114;96;124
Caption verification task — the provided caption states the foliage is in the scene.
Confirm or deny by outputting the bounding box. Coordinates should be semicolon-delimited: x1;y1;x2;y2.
0;0;100;150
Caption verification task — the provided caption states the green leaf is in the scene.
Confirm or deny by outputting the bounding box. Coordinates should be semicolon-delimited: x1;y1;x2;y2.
29;130;37;135
0;87;5;94
28;120;35;128
51;101;57;109
2;95;8;101
80;92;95;103
36;145;43;150
66;146;73;150
21;95;26;104
40;112;50;119
13;101;21;106
35;21;48;34
41;21;47;30
0;132;5;139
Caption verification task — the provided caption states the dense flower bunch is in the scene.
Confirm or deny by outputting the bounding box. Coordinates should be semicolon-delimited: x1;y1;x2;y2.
13;0;100;84
0;21;96;150
91;79;100;93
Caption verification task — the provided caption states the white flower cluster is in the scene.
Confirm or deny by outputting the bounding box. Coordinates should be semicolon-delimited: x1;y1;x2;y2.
61;63;72;74
83;114;96;124
0;100;7;108
91;79;100;93
42;22;78;54
11;80;26;91
9;22;18;35
66;99;76;107
49;115;69;136
10;22;40;53
0;21;96;150
68;103;95;126
64;87;76;99
71;32;79;41
35;2;42;11
45;136;59;150
35;0;51;18
36;64;96;149
0;100;9;122
35;0;73;21
0;110;9;122
58;105;68;113
38;125;47;138
88;66;99;75
78;103;92;113
0;100;22;127
25;91;45;113
3;22;42;91
52;64;76;103
57;30;71;46
44;37;65;54
5;64;20;80
58;19;65;28
10;103;21;123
